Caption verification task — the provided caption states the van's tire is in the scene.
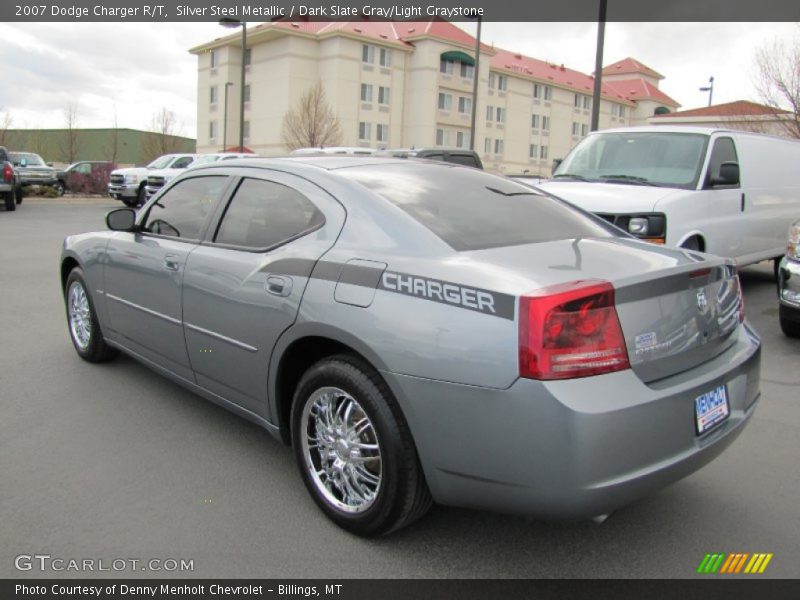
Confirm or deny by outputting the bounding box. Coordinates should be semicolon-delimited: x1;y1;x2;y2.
291;355;432;536
137;185;146;206
121;197;138;208
64;268;119;362
779;304;800;338
4;190;16;211
774;257;782;282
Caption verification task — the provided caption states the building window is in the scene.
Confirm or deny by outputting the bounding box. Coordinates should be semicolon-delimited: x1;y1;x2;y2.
244;48;251;66
484;137;492;153
377;124;389;143
378;86;390;105
456;131;470;148
612;104;627;118
531;114;540;129
574;94;582;108
494;139;504;155
209;120;217;141
210;50;217;68
488;73;496;88
543;86;552;101
362;44;375;64
242;120;250;140
540;145;549;160
572;122;580;136
497;75;508;91
359;122;372;141
361;83;373;102
460;62;474;79
438;92;452;111
486;105;493;122
533;83;542;98
243;84;251;103
581;124;589;136
619;105;626;118
496;107;506;123
542;116;551;131
436;128;451;146
440;58;454;74
529;143;538;159
379;48;392;67
458;96;472;114
210;85;218;105
583;96;592;110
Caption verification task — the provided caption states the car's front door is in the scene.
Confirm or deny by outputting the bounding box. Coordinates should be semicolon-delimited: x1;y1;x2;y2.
181;171;346;418
103;175;230;381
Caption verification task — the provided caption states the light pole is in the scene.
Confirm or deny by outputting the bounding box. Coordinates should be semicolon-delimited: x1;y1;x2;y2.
590;0;607;132
219;18;247;151
700;76;714;107
468;16;482;151
222;81;234;151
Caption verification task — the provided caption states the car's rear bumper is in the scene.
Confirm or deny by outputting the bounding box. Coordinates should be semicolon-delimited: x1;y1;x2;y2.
383;322;761;519
778;256;800;315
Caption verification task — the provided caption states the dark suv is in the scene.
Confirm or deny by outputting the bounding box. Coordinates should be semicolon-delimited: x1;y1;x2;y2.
0;146;23;211
377;148;483;169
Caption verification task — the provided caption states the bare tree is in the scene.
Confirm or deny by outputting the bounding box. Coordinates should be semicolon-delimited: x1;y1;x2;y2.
0;109;12;146
142;108;183;162
61;102;80;163
281;82;343;150
753;34;800;138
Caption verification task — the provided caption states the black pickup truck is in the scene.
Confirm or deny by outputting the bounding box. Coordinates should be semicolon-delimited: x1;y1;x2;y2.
0;146;23;211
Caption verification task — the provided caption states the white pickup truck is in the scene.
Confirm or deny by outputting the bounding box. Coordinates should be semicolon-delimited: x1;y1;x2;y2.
108;153;197;207
538;126;800;269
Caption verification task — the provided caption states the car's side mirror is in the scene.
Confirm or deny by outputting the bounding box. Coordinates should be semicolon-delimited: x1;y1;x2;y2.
551;158;563;174
106;208;137;231
711;161;739;186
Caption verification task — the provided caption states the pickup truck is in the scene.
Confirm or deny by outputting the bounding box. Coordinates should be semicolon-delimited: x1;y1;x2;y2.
108;154;197;207
143;152;254;201
0;146;23;211
9;151;58;190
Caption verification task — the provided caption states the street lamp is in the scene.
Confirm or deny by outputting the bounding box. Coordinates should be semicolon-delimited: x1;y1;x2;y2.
219;18;247;151
700;76;714;107
222;81;234;151
468;15;482;151
590;0;608;132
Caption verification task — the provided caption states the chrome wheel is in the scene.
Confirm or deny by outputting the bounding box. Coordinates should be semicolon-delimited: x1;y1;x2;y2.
300;386;382;514
68;281;91;350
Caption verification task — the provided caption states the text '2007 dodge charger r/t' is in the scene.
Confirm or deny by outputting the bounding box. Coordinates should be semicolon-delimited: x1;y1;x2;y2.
60;157;761;536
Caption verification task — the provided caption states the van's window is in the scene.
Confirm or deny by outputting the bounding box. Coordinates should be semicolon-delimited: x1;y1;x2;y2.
339;164;613;251
554;132;709;189
704;137;739;188
448;153;479;167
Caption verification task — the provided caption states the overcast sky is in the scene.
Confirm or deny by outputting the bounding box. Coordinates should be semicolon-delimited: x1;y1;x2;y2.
0;21;797;139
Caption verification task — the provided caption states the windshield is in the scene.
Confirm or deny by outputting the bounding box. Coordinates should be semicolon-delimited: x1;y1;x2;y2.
554;132;709;188
147;155;175;169
11;152;44;166
191;155;223;166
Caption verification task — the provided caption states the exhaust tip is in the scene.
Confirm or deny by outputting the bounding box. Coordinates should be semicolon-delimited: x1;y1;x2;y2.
591;513;612;524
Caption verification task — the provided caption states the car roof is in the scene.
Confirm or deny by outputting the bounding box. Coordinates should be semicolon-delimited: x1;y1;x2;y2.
191;155;450;172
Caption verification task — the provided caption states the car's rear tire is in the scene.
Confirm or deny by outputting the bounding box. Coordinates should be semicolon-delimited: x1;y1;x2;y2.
291;355;432;536
137;184;146;206
54;181;66;196
779;304;800;338
4;190;16;211
65;268;118;362
121;197;138;208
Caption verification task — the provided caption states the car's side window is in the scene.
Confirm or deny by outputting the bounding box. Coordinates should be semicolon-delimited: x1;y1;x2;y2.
448;154;478;167
75;164;91;174
142;176;228;240
172;157;195;169
214;178;325;249
705;137;739;188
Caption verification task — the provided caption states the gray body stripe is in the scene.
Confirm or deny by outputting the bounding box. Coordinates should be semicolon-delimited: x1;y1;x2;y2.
615;264;734;304
184;322;259;353
106;293;182;326
338;264;385;288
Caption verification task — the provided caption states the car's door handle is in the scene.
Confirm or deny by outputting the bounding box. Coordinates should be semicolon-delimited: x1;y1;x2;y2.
266;275;292;297
163;254;181;271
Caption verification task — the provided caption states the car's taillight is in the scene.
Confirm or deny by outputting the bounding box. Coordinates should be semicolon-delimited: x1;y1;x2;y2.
519;280;630;380
2;163;12;183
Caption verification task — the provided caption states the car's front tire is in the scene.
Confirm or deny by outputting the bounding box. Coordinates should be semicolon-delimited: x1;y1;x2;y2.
291;355;431;536
65;268;118;362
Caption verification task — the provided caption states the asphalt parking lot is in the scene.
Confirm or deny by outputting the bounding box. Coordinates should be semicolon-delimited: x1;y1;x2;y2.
1;197;799;579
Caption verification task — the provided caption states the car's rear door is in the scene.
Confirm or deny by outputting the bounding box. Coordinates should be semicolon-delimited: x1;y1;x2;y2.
103;174;230;381
181;170;346;418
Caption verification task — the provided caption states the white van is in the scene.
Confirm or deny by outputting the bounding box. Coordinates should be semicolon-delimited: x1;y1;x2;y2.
538;126;800;266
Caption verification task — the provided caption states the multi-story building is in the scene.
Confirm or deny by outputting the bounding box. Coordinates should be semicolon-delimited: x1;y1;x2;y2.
649;100;797;138
190;21;679;175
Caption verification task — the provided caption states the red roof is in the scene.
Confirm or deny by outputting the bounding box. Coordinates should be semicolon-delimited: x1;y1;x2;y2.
654;100;789;118
602;57;664;80
605;78;679;107
488;48;633;103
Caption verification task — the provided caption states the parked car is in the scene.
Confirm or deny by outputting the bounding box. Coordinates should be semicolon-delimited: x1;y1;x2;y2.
290;147;376;156
55;161;114;196
0;146;23;211
61;157;760;536
377;147;483;169
538;126;800;269
9;151;58;190
778;219;800;337
108;154;197;207
144;152;255;201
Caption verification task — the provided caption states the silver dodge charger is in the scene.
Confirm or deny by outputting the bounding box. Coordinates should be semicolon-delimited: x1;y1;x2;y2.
60;157;761;536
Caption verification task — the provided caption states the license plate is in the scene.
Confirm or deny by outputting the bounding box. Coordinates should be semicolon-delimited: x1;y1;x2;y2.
695;385;730;435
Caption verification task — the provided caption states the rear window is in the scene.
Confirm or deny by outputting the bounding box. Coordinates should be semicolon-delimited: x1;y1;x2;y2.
338;164;614;251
